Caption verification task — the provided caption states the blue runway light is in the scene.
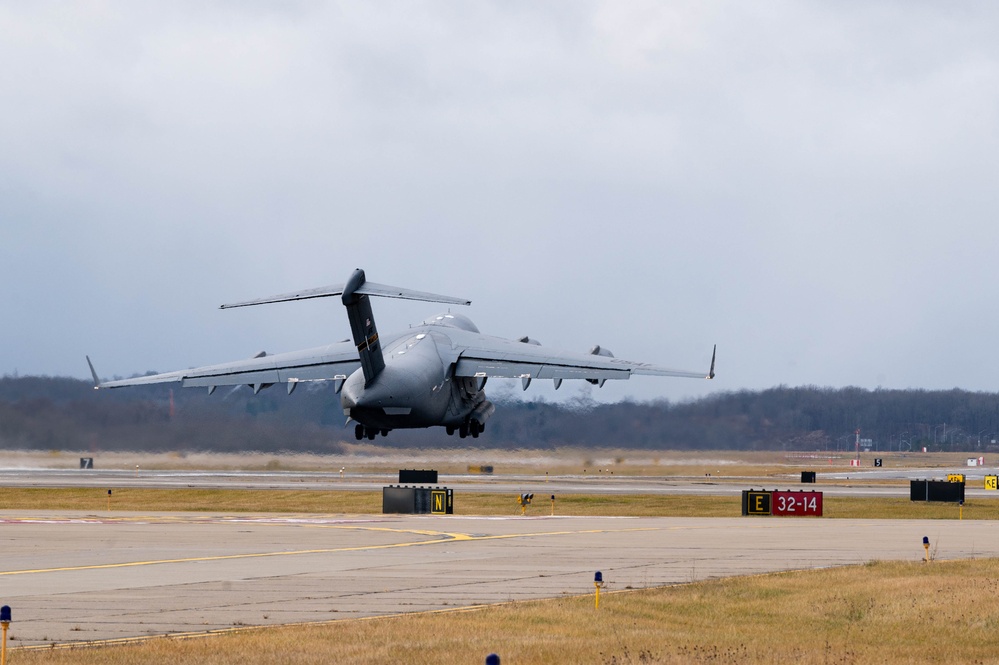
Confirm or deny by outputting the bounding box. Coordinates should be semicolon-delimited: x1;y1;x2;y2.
0;604;9;665
594;571;603;583
923;536;929;545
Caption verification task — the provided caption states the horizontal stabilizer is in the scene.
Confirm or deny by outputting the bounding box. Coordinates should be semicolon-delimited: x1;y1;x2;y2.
221;270;470;310
221;283;346;309
355;282;471;305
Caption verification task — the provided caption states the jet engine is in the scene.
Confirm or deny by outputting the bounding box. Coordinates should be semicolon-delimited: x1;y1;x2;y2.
586;345;614;387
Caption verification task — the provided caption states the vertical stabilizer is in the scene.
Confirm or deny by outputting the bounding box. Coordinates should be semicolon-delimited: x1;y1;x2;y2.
342;269;385;385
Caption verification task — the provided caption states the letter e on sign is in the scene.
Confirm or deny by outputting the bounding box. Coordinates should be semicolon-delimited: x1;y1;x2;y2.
747;491;771;515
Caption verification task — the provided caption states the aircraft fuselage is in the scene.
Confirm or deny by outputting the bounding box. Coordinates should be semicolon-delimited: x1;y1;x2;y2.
340;314;493;439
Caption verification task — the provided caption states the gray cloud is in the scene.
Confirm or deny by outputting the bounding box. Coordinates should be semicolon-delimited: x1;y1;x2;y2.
3;1;999;404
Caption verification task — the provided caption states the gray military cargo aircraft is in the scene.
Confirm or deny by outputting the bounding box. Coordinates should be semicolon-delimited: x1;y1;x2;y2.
88;269;715;440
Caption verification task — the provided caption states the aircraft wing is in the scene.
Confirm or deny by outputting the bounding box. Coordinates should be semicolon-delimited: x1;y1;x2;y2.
89;342;361;391
452;337;715;382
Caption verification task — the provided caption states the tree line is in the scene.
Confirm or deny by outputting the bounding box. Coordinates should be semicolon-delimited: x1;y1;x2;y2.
2;375;998;453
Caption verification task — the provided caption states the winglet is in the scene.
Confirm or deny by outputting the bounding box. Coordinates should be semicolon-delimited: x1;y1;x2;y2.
86;356;102;389
707;345;716;380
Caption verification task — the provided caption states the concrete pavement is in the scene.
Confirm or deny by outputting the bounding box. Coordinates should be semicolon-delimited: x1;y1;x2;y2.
0;511;993;647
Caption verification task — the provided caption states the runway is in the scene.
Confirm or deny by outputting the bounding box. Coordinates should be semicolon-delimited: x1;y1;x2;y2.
2;464;997;648
1;465;997;497
2;511;998;647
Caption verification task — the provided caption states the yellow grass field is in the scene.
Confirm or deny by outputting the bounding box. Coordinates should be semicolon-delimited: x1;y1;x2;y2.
12;559;999;664
0;487;995;520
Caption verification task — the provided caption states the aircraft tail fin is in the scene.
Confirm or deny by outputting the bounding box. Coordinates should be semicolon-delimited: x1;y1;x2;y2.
342;269;385;385
219;269;470;386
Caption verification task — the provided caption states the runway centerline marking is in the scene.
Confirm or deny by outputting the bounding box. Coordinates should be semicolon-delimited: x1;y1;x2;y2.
0;525;664;577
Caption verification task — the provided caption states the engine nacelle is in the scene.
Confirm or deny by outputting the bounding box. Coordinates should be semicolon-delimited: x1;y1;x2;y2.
586;345;614;386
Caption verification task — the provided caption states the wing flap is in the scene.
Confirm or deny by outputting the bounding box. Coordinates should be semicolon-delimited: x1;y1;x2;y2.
95;342;361;390
452;336;711;381
98;370;189;388
455;357;626;380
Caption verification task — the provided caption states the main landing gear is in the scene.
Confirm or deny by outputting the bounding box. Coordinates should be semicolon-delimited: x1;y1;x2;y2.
445;420;484;439
354;424;389;440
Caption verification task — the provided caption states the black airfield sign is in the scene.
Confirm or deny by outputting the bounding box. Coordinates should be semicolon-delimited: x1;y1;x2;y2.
743;490;772;515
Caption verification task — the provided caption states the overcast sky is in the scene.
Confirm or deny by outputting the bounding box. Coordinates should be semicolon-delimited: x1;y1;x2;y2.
3;2;999;404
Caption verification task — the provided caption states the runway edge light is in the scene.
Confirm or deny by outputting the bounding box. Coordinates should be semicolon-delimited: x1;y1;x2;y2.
594;571;604;609
486;654;500;665
923;536;930;563
1;604;10;665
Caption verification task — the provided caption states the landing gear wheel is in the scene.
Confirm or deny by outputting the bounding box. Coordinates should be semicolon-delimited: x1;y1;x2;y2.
459;423;469;438
354;424;364;441
366;428;377;440
446;425;455;436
